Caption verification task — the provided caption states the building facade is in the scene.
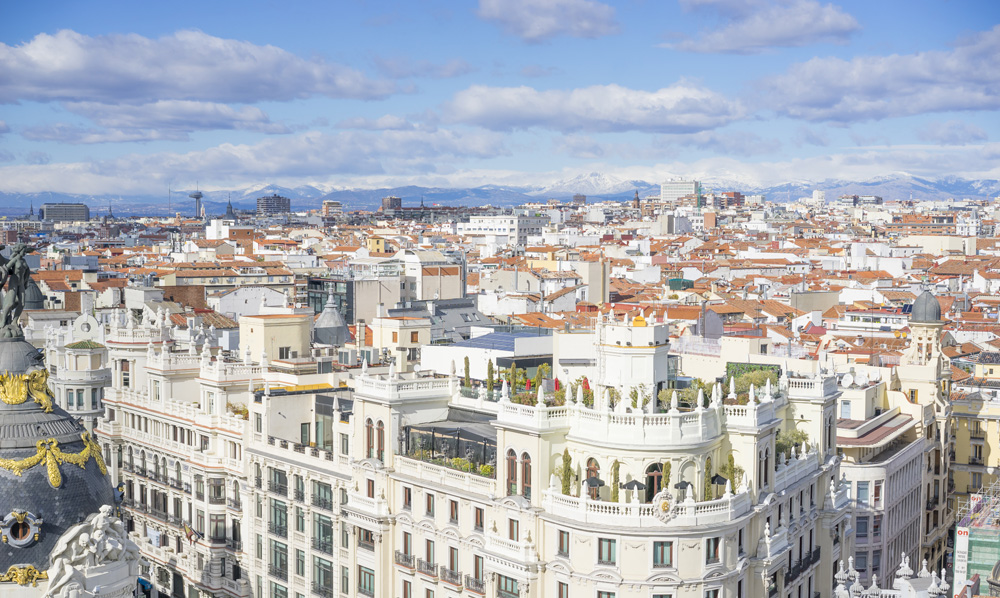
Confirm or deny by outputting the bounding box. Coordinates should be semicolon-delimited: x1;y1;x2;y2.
258;194;292;216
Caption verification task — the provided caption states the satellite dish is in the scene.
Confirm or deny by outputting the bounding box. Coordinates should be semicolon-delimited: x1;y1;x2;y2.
856;371;869;387
841;373;855;388
870;369;881;382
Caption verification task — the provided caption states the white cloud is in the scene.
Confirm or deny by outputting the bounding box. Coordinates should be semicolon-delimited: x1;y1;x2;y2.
917;120;989;146
793;126;830;147
671;0;859;54
477;0;619;43
446;82;746;133
764;25;1000;121
0;29;396;104
0;120;9;136
655;130;782;156
0;129;510;194
21;124;191;144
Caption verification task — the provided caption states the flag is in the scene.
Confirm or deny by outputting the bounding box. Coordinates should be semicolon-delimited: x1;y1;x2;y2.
182;522;204;545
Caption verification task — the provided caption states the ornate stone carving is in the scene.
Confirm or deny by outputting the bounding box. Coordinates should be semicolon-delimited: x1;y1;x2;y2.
1;510;44;547
44;505;142;598
651;489;676;524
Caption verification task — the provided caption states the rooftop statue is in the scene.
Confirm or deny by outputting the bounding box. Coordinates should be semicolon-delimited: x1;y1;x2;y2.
0;243;36;338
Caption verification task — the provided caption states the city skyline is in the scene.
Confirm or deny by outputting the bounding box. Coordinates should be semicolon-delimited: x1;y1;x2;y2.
1;0;998;195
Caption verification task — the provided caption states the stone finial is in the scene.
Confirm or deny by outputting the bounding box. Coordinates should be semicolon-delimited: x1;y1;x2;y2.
918;559;930;578
576;383;584;405
728;376;736;399
670;390;678;412
748;384;756;404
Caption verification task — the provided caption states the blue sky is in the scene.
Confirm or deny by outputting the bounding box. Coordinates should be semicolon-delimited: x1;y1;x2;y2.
1;0;998;195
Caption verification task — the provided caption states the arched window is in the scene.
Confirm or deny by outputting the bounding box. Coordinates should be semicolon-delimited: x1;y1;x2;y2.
764;449;770;485
117;445;123;468
140;451;146;474
586;458;600;499
376;421;385;462
365;419;374;459
521;453;532;500
645;463;663;503
506;450;518;496
174;462;182;485
128;447;134;470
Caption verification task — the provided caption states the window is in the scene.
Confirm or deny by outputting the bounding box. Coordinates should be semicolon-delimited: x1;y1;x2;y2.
521;453;532;499
448;547;458;572
270;540;288;575
392;331;398;343
403;532;412;556
840;401;851;419
497;575;519;598
279;346;290;360
653;541;673;567
558;531;570;556
295;508;304;532
506;450;518;496
426;540;435;562
403;487;412;510
403;581;411;598
449;500;459;524
597;592;615;598
873;515;882;538
873;550;882;576
295;549;305;576
357;566;374;597
705;591;719;598
597;538;616;565
411;331;419;343
873;480;883;507
340;433;349;455
856;516;869;539
426;494;435;516
706;537;720;564
508;519;519;541
587;458;600;499
366;479;374;499
376;421;385;462
855;552;868;574
857;481;869;506
365;419;374;459
340;566;349;595
558;582;569;598
426;591;434;598
312;557;332;593
474;556;484;581
474;507;484;531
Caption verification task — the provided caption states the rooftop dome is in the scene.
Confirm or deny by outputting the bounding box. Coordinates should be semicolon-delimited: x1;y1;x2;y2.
910;290;942;324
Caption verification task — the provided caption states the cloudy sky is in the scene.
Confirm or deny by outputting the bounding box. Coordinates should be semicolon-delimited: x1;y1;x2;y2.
1;0;998;195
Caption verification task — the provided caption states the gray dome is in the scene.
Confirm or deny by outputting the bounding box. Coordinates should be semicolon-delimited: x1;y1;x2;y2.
911;290;941;324
315;293;350;347
0;336;44;373
24;278;44;310
0;336;114;573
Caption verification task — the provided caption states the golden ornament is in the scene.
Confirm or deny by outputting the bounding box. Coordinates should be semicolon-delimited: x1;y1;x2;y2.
0;565;48;586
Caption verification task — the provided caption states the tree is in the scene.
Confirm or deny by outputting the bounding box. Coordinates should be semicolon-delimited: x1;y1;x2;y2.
704;456;713;501
776;428;809;460
464;356;471;388
560;449;572;495
719;453;744;491
486;360;495;392
662;461;671;490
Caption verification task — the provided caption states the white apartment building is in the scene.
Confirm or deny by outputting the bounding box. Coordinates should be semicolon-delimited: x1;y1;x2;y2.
94;304;854;598
44;313;111;432
660;180;701;203
456;214;549;246
836;378;924;584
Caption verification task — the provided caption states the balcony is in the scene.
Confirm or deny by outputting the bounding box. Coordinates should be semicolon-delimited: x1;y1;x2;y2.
465;576;485;595
358;585;373;598
312;497;333;511
968;485;982;494
416;559;437;577
312;538;334;555
209;496;226;505
311;583;333;598
970;429;986;440
927;496;939;511
358;538;374;552
226;538;243;552
268;565;288;581
395;551;415;568
970;456;984;466
168;478;183;490
268;481;288;496
228;499;242;512
268;523;287;538
294;489;305;501
441;567;462;587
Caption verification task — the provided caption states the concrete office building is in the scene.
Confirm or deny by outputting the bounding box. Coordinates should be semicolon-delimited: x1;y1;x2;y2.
258;194;292;216
41;202;91;221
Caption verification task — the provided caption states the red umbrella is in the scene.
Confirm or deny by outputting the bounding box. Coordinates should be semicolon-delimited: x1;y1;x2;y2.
582;377;590;390
525;379;531;391
554;378;560;391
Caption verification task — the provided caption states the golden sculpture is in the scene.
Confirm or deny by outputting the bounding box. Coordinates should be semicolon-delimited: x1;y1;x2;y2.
0;433;107;488
26;368;55;412
0;369;55;412
0;564;48;586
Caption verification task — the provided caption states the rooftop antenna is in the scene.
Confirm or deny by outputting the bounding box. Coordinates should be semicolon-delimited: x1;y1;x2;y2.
189;182;203;219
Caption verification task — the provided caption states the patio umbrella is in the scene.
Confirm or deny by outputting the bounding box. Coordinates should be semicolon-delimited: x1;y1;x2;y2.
585;477;605;487
674;481;692;490
620;479;645;490
711;474;728;486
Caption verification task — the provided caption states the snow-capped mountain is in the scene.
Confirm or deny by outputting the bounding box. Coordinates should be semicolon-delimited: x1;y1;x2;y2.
529;172;654;197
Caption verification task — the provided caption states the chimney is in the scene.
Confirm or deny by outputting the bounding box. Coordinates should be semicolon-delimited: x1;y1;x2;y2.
357;319;367;348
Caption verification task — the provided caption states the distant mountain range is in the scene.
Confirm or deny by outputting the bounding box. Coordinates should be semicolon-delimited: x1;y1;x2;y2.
1;173;997;218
